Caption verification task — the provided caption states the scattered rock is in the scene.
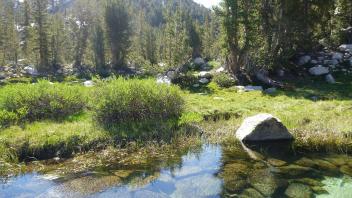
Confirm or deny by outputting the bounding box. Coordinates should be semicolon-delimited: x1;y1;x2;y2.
277;165;313;176
268;158;287;167
24;65;39;76
295;157;316;168
285;183;313;198
292;178;324;187
314;159;339;174
166;70;177;80
194;57;205;65
240;188;264;198
83;80;94;87
250;169;286;196
156;75;171;85
216;67;225;73
0;72;6;80
236;113;293;142
276;69;285;77
264;88;277;94
298;55;311;66
235;86;263;92
340;165;352;176
309;66;329;76
332;52;343;61
192;84;200;88
339;44;352;52
199;78;209;84
198;71;212;78
310;60;318;64
311;186;329;195
325;74;336;84
324;59;339;66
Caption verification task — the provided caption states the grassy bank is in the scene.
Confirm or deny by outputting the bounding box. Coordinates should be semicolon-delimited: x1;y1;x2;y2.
0;75;352;163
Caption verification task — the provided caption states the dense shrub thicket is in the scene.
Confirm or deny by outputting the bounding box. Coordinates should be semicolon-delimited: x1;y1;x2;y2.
94;78;184;126
213;73;237;88
0;81;86;126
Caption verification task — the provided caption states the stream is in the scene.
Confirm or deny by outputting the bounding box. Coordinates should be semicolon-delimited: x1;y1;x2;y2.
1;142;352;198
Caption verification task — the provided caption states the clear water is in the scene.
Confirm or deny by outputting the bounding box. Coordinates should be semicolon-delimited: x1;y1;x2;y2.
1;143;352;198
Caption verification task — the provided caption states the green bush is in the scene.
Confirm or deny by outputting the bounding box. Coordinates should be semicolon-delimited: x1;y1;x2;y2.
0;110;18;128
94;78;184;126
172;72;199;88
213;73;237;88
0;81;86;122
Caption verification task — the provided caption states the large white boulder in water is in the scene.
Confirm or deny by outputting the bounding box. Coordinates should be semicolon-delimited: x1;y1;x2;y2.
236;113;294;142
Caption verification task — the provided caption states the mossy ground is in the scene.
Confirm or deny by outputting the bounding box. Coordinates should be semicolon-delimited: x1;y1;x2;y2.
0;73;352;164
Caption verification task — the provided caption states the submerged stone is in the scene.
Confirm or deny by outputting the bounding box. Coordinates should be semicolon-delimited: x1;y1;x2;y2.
295;157;317;168
249;169;286;196
285;183;313;198
236;113;294;142
292;178;324;187
311;186;329;195
314;159;339;175
340;165;352;176
278;165;313;177
240;188;264;198
268;158;287;167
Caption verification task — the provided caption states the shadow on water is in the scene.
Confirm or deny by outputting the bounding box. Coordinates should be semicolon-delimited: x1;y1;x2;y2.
1;140;352;197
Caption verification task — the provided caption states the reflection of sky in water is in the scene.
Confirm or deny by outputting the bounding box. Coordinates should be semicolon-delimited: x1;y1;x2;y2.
0;144;223;198
94;144;223;198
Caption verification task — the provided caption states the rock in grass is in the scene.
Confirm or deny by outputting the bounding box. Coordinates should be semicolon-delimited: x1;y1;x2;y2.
285;183;313;198
325;74;336;84
236;113;294;142
309;66;329;76
83;80;94;87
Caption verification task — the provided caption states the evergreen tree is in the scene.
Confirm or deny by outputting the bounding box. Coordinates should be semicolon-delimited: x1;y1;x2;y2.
92;23;107;76
33;0;50;73
105;0;131;70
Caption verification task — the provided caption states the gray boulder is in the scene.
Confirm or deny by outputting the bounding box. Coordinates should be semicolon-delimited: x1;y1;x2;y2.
324;59;339;66
194;57;205;65
0;72;6;80
309;66;329;76
332;52;343;61
298;55;311;66
325;74;336;84
156;75;171;85
24;65;39;76
339;44;352;52
264;88;277;94
199;78;210;84
83;80;94;87
236;113;293;142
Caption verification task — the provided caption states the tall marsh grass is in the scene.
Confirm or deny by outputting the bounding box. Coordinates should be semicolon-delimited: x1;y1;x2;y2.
0;81;86;127
94;78;184;130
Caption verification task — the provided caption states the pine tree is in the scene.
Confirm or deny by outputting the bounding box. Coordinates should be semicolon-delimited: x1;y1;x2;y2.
33;0;50;73
105;0;131;70
92;23;107;76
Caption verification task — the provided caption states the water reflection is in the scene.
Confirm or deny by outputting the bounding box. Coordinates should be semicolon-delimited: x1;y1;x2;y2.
1;143;352;197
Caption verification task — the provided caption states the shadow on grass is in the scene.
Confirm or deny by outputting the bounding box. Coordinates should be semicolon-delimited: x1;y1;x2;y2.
267;73;352;101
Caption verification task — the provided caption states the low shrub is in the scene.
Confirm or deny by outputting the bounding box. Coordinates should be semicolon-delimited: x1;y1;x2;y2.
0;110;18;128
94;78;184;127
172;72;199;88
0;81;86;122
213;73;237;88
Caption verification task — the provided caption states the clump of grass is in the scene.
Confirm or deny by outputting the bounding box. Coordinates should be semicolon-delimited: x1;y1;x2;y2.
0;81;86;125
213;73;237;88
94;78;184;127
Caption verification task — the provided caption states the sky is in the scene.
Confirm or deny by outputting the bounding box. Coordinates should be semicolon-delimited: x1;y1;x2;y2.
194;0;221;8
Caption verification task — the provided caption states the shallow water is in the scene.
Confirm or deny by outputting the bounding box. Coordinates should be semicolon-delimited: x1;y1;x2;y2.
1;143;352;198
